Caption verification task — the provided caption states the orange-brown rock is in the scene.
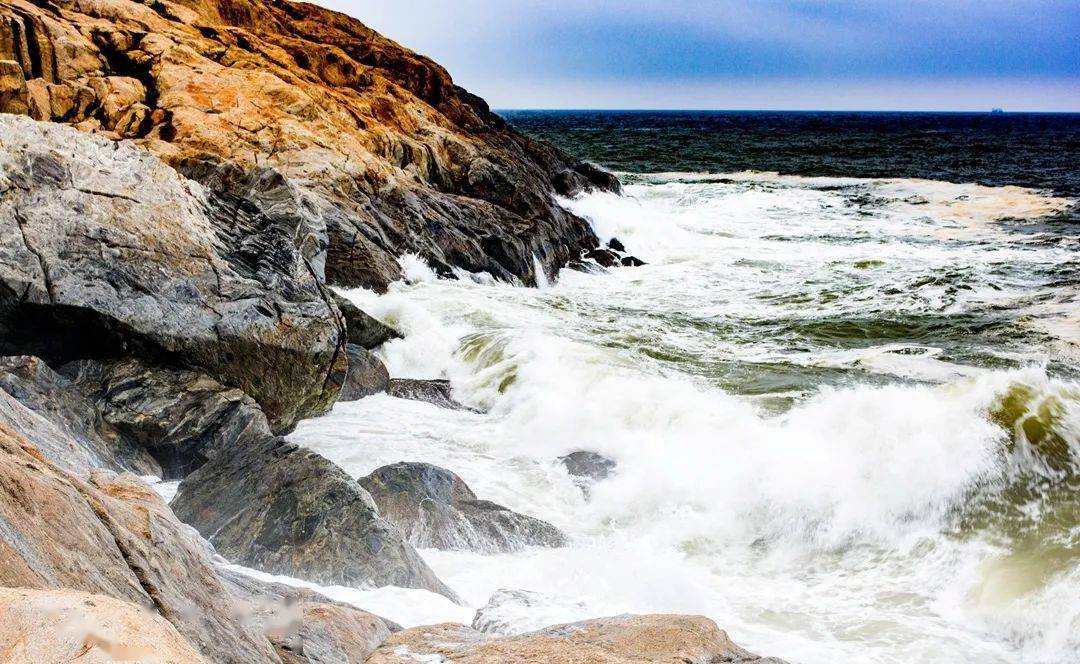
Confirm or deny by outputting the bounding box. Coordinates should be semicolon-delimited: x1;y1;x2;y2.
0;0;619;291
366;614;788;664
0;587;206;664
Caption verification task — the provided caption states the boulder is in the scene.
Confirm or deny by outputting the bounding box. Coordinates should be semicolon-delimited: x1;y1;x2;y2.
171;437;460;602
367;614;788;664
0;587;205;664
358;462;566;553
219;567;398;664
0;355;158;475
0;0;620;292
559;451;616;497
0;115;344;433
340;345;390;401
621;255;647;267
583;248;621;268
63;358;273;478
332;292;402;350
0;404;279;663
607;237;627;253
387;378;476;411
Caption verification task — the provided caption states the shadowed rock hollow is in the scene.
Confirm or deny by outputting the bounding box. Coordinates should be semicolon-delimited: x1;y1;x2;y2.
0;0;619;292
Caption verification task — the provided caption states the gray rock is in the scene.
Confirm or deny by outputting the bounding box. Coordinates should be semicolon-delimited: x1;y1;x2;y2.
559;451;616;498
559;451;616;483
219;567;399;663
0;355;158;475
63;357;274;479
340;344;390;401
0;398;280;663
387;378;476;411
359;462;567;553
172;437;460;602
332;292;402;350
0;115;344;433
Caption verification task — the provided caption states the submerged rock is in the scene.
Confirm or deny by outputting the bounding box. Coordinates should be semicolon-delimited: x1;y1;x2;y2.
359;462;567;553
340;345;390;401
621;255;647;267
607;237;627;253
367;614;788;664
333;292;402;350
583;248;621;268
172;438;460;602
472;589;588;637
0;116;344;433
387;378;476;411
219;567;398;663
0;587;205;664
559;450;616;482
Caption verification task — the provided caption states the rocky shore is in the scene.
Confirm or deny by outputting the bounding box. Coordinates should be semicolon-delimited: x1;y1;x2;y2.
0;0;782;661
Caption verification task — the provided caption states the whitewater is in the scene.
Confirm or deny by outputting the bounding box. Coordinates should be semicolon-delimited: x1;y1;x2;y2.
271;172;1079;663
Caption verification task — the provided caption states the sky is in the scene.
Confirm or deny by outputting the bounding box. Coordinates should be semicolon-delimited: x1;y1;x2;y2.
321;1;1080;111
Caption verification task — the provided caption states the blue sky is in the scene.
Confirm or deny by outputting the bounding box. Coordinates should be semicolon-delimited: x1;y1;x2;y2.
322;1;1080;111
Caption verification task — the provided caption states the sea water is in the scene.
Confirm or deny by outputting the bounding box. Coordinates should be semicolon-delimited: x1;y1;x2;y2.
283;112;1079;663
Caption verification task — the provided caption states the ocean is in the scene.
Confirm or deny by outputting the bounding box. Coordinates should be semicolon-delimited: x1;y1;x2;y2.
281;111;1079;663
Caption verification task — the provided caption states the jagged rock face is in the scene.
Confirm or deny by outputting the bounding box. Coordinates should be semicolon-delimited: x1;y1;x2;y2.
171;436;461;602
0;587;206;664
0;115;344;432
0;355;160;474
366;615;788;664
63;357;274;478
359;462;567;553
0;409;280;663
0;0;619;292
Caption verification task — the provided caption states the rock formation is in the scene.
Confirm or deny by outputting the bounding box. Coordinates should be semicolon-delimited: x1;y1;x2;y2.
0;116;343;432
0;0;618;293
171;437;460;601
359;462;567;553
366;614;787;664
386;378;477;411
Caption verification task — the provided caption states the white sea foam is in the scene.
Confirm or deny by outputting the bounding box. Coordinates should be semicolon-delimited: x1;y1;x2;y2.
291;173;1079;663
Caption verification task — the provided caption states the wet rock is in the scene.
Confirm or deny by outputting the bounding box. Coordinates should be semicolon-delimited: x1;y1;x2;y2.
387;378;475;411
172;437;460;602
607;237;627;253
472;589;588;637
340;344;390;401
332;292;402;350
359;462;567;553
558;450;616;496
0;0;620;291
63;358;274;479
621;255;647;267
0;355;158;475
583;248;621;268
0;404;279;663
0;587;204;664
367;614;788;664
0;115;344;432
219;567;398;663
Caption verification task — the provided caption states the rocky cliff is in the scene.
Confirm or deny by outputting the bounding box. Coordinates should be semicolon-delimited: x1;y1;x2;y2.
0;0;618;292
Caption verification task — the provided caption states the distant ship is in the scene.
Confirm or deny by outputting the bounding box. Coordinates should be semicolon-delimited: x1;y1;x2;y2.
991;108;1005;114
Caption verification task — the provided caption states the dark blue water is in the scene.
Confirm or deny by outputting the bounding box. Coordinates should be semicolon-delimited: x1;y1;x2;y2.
502;111;1080;207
